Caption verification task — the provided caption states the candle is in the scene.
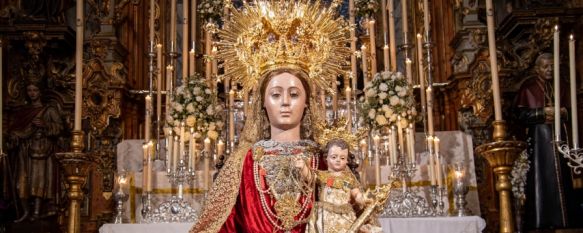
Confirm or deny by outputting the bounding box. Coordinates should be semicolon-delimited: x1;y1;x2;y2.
553;25;561;141
417;34;427;124
408;125;415;163
388;0;397;71
401;0;409;43
142;143;149;191
434;136;440;155
345;87;352;131
369;20;377;76
189;47;195;76
145;95;152;141
359;139;367;157
205;30;212;86
427;136;435;185
361;45;369;84
74;0;84;131
166;129;173;172
436;155;443;187
156;44;163;134
173;136;179;172
390;126;398;165
182;0;189;79
397;116;404;155
180;122;185;161
485;0;503;121
405;58;413;83
423;0;430;36
170;0;177;51
383;45;390;71
217;139;225;156
349;0;358;94
373;135;381;186
426;87;434;135
203;137;211;190
569;34;579;149
191;0;197;51
146;142;153;192
212;46;218;78
404;128;411;163
149;0;155;43
189;128;195;170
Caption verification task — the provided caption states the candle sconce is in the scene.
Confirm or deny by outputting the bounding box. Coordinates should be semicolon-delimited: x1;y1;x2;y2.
113;171;129;224
555;142;582;175
452;162;470;216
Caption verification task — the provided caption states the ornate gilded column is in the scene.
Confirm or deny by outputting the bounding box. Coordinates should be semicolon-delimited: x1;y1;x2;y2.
475;121;525;233
56;131;92;233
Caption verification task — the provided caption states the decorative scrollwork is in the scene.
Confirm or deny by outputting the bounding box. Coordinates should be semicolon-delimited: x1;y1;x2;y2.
556;142;583;175
145;196;200;223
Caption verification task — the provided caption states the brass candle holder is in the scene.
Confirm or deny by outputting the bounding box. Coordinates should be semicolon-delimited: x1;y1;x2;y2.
475;121;525;233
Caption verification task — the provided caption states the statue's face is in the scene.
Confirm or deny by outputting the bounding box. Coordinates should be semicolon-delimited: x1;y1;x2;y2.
535;58;553;80
26;84;40;101
263;72;307;132
327;145;348;172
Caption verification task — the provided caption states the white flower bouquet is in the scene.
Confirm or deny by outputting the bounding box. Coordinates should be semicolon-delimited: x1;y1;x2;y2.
198;0;224;22
511;150;530;201
361;71;417;129
355;0;379;18
167;74;224;140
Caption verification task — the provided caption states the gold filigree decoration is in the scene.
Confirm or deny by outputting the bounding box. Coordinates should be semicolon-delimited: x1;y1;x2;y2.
218;0;350;94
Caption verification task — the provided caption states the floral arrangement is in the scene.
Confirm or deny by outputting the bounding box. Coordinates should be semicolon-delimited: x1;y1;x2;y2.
354;0;379;18
166;74;224;140
361;71;417;129
198;0;224;23
511;150;530;201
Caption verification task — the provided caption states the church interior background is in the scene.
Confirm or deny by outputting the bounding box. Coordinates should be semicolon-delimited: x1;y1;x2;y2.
0;0;583;232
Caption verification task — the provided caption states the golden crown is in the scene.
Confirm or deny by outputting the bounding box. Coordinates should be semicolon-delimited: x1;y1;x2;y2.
218;0;350;93
315;118;367;150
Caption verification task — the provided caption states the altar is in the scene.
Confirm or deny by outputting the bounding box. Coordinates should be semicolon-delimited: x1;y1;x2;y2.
99;216;486;233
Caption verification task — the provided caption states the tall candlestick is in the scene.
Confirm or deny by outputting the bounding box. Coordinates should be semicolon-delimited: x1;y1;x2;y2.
369;20;378;76
361;45;369;83
170;0;177;50
345;87;352;131
74;0;84;131
485;0;503;121
373;135;381;186
569;35;579;149
401;0;409;44
182;0;189;80
553;25;561;141
388;0;397;71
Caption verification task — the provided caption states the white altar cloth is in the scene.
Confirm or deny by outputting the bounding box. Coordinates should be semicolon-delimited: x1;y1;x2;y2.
99;216;486;233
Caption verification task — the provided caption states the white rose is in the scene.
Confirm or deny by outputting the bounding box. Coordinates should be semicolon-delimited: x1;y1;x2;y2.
175;104;184;112
384;108;394;118
206;107;214;115
379;83;388;91
205;88;211;94
379;92;387;100
398;90;407;97
176;86;184;95
196;96;203;102
187;103;195;112
193;87;201;95
365;88;376;97
381;105;389;112
389;96;399;106
375;115;388;126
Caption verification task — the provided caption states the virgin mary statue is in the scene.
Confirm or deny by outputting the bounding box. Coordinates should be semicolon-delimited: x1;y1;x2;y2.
190;0;350;232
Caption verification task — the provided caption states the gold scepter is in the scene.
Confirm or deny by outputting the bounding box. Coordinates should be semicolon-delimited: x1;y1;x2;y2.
347;180;397;233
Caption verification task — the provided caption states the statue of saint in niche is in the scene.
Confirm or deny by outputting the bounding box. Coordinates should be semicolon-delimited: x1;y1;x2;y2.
7;80;64;222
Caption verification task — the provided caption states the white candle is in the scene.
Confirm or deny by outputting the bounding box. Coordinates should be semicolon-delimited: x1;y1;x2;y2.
146;142;153;192
404;128;411;163
423;0;430;36
205;30;212;86
345;87;352;131
180;122;185;161
149;0;155;43
74;0;84;131
417;34;427;123
397;116;404;155
383;45;390;71
405;58;413;83
434;136;440;155
361;45;369;83
204;137;211;190
401;0;409;42
569;34;579;149
142;143;149;191
427;136;435;185
217;139;225;156
156;44;163;133
408;125;415;163
388;0;397;71
182;0;189;79
360;139;367;158
436;154;443;188
166;129;173;171
554;25;561;141
189;47;195;76
189;128;195;170
170;0;177;50
373;135;381;186
390;126;397;165
369;20;378;76
173;136;179;172
426;87;434;135
485;0;503;121
145;95;152;141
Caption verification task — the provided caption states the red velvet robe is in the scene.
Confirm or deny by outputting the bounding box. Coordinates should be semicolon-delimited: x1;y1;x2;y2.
218;150;314;233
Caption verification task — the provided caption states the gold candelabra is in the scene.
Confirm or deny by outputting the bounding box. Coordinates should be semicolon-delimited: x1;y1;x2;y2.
475;121;525;233
56;131;92;233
